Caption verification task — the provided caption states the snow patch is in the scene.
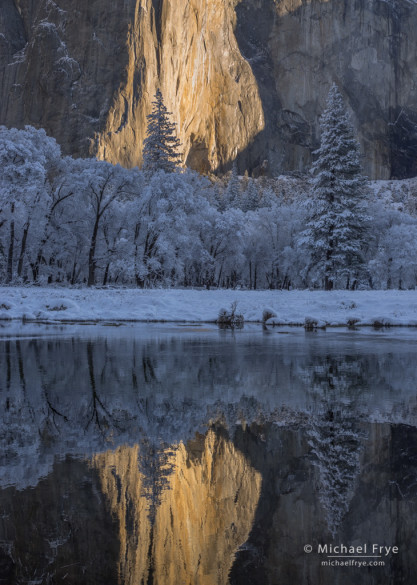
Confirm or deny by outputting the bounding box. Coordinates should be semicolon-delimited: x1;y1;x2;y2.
1;288;417;326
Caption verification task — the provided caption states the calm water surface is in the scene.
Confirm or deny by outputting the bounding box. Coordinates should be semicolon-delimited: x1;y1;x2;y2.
0;323;416;585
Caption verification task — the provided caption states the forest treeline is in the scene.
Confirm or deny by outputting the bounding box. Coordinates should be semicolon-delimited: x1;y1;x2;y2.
1;88;417;290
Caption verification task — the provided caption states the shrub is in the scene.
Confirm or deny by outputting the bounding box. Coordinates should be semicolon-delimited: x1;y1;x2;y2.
217;301;244;328
304;317;326;330
262;308;277;323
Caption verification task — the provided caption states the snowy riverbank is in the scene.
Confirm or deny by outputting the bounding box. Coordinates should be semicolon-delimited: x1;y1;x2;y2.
1;287;417;327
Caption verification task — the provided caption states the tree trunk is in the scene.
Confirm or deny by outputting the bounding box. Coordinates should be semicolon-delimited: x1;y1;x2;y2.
32;189;74;282
17;223;30;279
325;275;333;291
87;216;100;286
6;203;15;283
70;259;78;285
102;263;110;286
217;262;224;288
325;236;334;290
33;217;52;281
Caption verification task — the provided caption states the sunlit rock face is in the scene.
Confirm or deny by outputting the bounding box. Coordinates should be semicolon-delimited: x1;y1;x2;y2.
92;430;262;585
0;0;263;174
1;0;417;177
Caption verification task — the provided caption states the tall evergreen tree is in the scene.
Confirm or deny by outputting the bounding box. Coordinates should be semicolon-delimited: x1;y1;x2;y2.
225;161;241;208
142;89;182;173
241;177;260;212
302;85;370;290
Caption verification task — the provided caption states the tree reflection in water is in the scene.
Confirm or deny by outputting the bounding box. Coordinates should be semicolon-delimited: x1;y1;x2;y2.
0;327;417;584
308;409;364;536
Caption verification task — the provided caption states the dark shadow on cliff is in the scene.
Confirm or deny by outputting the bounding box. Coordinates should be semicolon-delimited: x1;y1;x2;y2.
0;0;137;159
0;0;26;55
0;457;120;585
226;0;283;176
229;0;417;179
227;419;417;585
229;0;316;177
227;422;313;585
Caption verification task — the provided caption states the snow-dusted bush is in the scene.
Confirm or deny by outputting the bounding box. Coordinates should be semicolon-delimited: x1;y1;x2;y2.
217;301;244;327
262;308;277;323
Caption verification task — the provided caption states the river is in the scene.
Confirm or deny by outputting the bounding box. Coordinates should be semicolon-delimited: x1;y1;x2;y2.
0;323;416;584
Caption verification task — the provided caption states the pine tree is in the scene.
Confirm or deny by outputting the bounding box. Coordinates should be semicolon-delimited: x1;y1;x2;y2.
142;89;182;173
225;161;241;208
302;85;370;290
241;178;259;212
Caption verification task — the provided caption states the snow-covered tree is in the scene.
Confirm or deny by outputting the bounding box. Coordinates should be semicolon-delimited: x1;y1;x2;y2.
4;122;417;290
301;85;370;290
142;89;182;174
131;169;212;287
78;159;135;286
241;178;259;212
369;221;417;289
0;126;61;283
225;161;241;208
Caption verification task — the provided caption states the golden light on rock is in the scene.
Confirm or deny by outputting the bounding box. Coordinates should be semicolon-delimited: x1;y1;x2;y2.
92;429;262;585
95;0;264;173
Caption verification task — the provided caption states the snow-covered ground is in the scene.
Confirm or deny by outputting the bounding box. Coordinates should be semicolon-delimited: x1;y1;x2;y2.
1;287;417;326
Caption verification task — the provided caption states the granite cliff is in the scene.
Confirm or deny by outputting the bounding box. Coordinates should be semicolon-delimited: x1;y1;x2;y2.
1;0;417;178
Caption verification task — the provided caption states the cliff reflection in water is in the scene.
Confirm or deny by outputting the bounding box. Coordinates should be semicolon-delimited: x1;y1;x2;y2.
0;325;417;584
